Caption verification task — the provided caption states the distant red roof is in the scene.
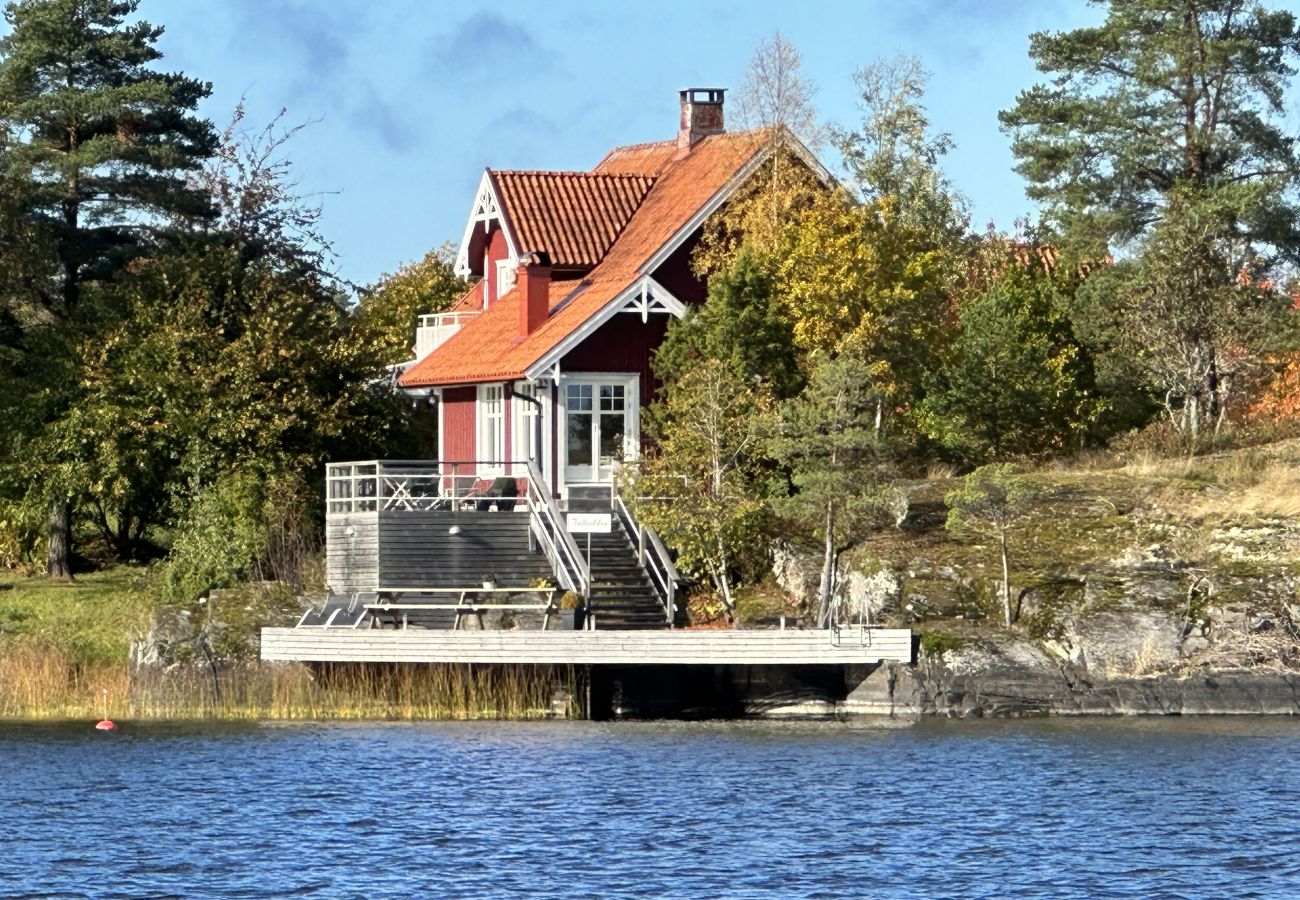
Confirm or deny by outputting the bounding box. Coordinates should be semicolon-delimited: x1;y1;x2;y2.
400;130;768;388
491;170;655;270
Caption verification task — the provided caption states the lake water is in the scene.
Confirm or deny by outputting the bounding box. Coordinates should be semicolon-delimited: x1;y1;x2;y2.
2;717;1298;898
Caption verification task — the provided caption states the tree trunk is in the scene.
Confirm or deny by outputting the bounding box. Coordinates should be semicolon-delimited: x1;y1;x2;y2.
817;503;836;627
1213;369;1230;437
1206;354;1219;421
999;529;1011;627
711;539;734;619
46;500;72;579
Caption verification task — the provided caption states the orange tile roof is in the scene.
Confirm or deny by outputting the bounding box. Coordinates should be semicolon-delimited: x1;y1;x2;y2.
447;280;481;313
491;170;655;270
400;131;768;388
592;140;679;177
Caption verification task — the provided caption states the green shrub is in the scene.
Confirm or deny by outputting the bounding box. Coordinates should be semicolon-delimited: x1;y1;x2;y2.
156;470;268;605
0;499;45;574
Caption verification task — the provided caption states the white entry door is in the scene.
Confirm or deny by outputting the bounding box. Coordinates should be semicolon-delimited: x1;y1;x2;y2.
563;375;638;486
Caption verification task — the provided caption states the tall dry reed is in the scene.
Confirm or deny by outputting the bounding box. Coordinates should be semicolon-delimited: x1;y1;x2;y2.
0;644;583;721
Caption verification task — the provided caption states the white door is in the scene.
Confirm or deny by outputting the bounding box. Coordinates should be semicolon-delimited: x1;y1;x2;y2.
563;376;636;485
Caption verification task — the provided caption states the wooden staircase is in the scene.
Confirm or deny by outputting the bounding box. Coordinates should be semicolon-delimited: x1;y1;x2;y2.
584;519;673;629
568;486;671;630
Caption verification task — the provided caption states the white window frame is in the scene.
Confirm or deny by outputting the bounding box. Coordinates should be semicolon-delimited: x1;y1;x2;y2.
557;372;640;495
496;259;517;300
477;384;505;476
511;382;542;476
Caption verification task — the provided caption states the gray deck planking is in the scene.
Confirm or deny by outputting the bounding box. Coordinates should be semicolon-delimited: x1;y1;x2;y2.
260;628;913;665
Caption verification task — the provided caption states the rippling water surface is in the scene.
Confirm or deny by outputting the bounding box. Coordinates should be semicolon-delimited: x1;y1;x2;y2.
2;717;1299;898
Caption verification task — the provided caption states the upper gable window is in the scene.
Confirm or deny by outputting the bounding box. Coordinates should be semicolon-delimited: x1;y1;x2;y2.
496;259;517;300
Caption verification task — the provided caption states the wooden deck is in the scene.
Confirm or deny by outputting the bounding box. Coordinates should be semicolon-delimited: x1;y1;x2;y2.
260;627;913;665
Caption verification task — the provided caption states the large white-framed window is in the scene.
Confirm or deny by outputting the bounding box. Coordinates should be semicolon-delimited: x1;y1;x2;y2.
477;384;505;475
559;372;639;489
511;382;541;475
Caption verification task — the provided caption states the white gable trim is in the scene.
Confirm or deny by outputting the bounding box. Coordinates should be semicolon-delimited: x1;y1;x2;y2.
639;129;835;276
523;276;685;381
618;277;688;322
454;171;520;278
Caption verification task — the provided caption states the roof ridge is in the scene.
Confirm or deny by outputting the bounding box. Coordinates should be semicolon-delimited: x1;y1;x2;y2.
592;140;674;170
600;138;675;155
492;169;655;181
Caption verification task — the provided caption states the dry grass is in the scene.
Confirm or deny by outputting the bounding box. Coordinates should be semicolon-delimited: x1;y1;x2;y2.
1105;635;1167;679
925;460;959;480
0;643;581;721
1047;447;1126;474
1190;462;1300;519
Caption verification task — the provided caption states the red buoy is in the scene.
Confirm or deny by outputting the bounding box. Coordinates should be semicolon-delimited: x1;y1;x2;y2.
94;690;115;731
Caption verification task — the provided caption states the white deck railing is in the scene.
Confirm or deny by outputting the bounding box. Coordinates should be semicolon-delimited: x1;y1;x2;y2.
413;311;479;359
325;459;591;598
326;460;519;515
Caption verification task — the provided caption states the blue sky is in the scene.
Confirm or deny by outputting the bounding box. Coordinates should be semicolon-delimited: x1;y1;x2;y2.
71;1;1292;286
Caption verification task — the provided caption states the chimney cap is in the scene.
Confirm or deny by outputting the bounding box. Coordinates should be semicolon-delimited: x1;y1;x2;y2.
519;250;551;268
679;87;726;103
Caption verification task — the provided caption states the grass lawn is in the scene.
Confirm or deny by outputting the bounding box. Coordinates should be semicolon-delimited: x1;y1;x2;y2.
0;567;151;666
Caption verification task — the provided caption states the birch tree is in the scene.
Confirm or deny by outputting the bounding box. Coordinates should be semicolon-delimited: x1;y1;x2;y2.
633;359;773;618
695;32;825;274
945;464;1040;628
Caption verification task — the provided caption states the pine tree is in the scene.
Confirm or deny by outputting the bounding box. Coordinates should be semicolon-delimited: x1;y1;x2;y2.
945;465;1041;628
655;247;803;400
1000;0;1300;443
1000;0;1300;262
769;352;905;627
918;266;1103;461
0;0;217;576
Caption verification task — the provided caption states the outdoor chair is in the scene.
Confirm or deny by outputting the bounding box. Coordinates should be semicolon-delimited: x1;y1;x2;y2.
475;477;519;511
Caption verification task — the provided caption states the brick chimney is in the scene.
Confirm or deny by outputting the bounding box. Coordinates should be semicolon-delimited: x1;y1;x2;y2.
677;88;725;154
518;251;551;336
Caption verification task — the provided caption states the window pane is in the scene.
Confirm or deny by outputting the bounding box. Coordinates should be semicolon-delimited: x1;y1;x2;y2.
599;413;623;462
567;413;593;466
599;385;625;411
566;384;592;411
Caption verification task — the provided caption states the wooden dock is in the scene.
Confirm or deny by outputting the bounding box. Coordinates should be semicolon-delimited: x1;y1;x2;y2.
260;627;913;666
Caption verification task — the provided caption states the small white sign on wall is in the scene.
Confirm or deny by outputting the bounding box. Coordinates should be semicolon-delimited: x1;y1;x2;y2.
568;513;612;534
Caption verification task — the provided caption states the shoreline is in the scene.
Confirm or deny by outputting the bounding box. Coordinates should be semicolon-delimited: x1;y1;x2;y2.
2;657;1298;722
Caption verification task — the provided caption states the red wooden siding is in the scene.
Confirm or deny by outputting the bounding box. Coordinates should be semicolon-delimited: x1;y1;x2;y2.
560;313;671;408
483;226;510;309
442;386;476;462
650;228;707;306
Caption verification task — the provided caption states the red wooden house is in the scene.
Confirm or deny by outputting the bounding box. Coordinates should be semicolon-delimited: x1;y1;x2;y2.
397;88;824;501
318;89;826;629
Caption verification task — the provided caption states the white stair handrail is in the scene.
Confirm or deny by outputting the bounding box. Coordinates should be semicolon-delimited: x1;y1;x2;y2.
525;461;590;597
612;493;681;624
